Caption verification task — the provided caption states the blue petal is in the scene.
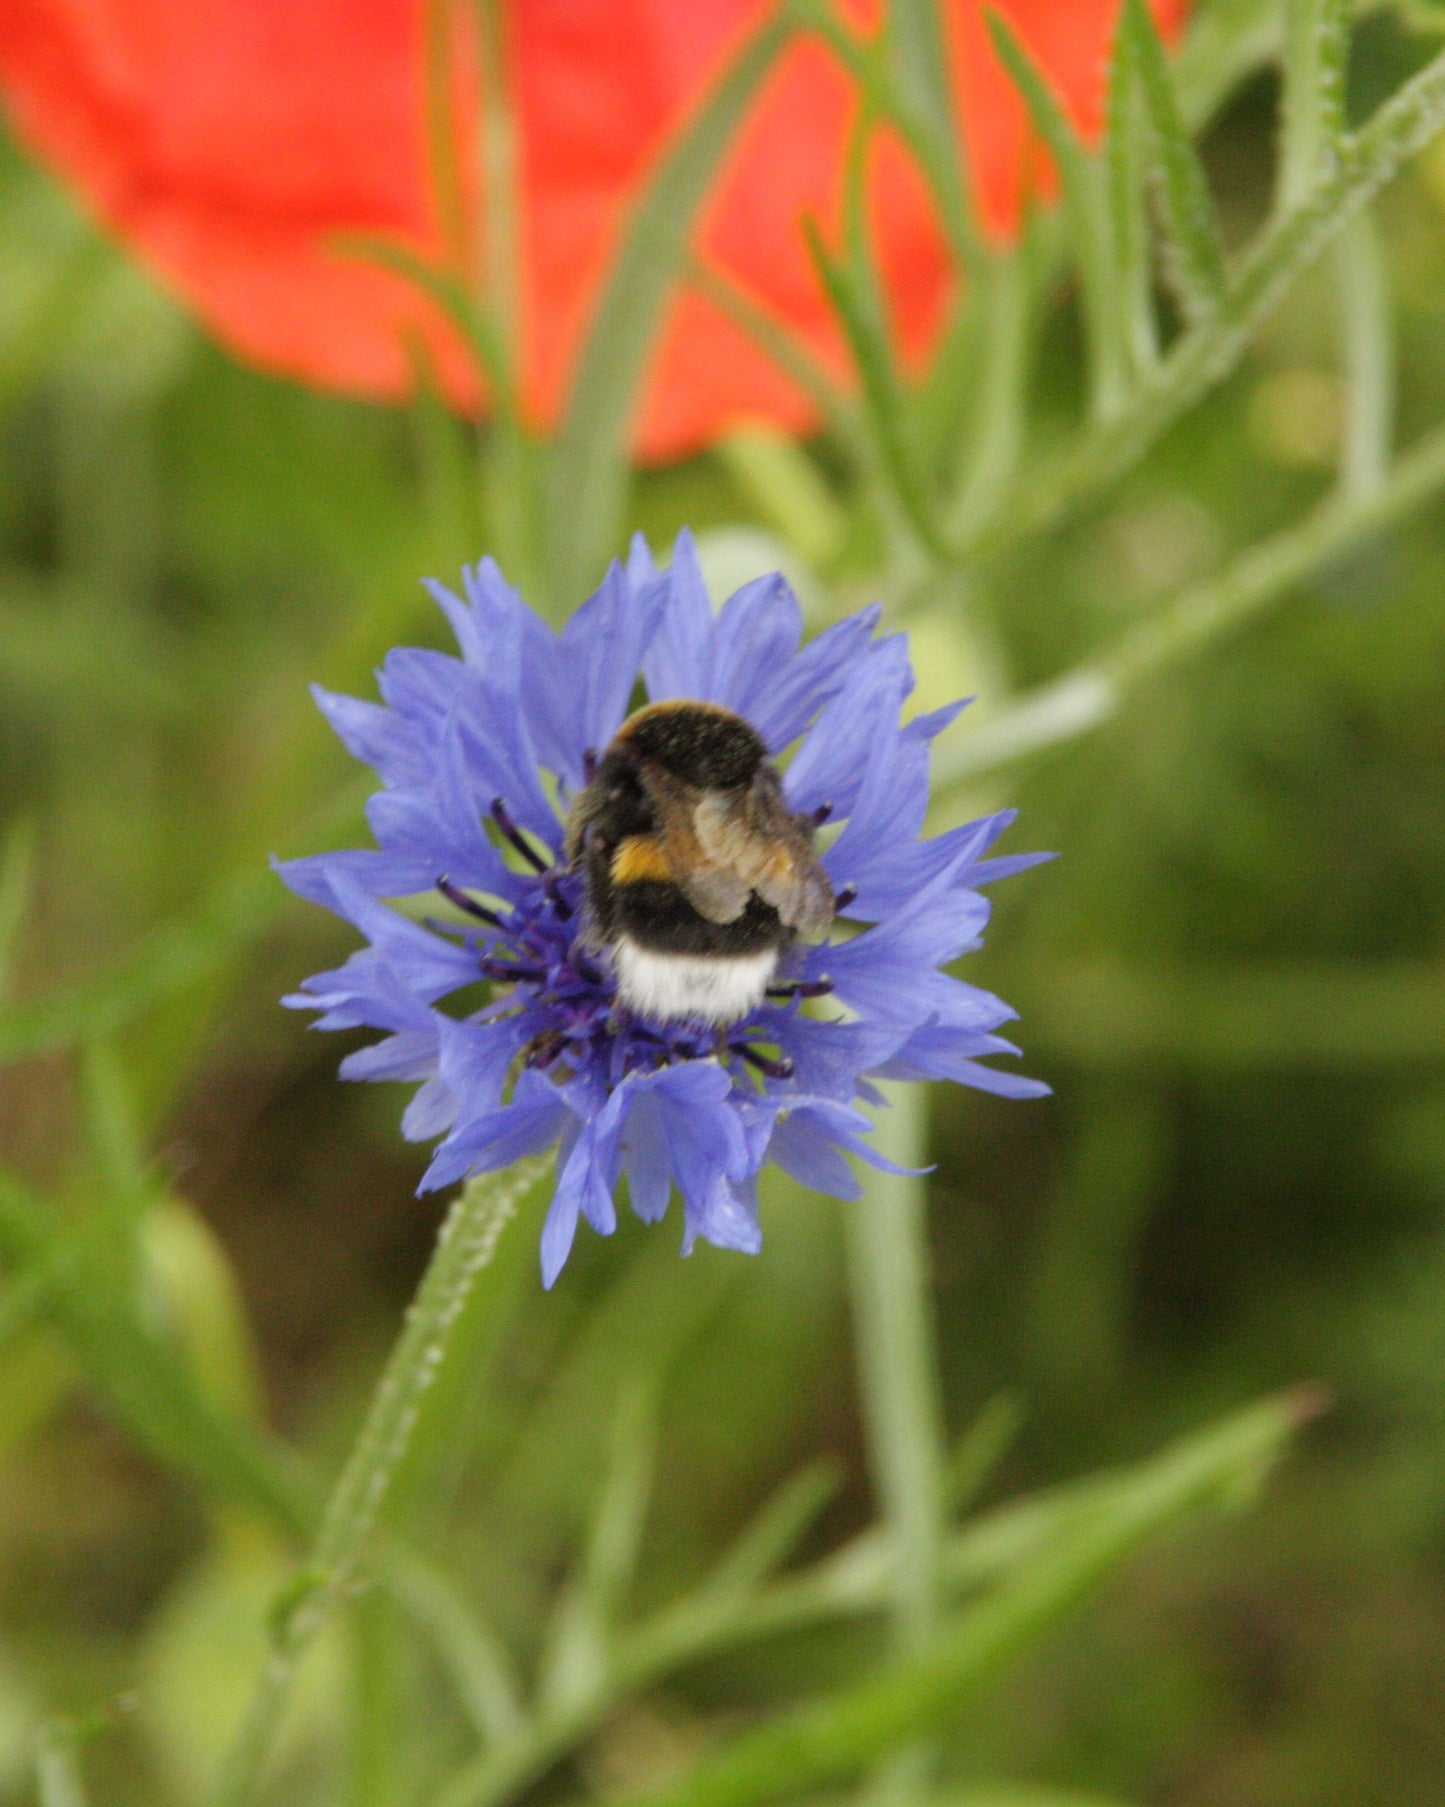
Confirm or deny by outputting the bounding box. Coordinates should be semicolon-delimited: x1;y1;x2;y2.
549;559;667;784
784;634;912;819
681;1171;762;1256
274;849;441;909
711;574;803;718
748;604;882;752
311;685;428;788
420;1068;568;1194
642;530;715;701
339;1027;438;1084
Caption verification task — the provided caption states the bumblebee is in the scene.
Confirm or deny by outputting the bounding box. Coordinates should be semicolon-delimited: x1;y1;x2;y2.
564;700;835;1025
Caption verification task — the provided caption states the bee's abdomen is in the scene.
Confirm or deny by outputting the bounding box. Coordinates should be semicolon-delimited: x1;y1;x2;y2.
612;881;787;957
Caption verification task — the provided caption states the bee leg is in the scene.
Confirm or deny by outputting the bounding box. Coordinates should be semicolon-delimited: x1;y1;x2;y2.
765;976;834;1001
731;1043;795;1081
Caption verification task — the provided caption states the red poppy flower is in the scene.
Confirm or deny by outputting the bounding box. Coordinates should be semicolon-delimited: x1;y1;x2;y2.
0;0;1185;462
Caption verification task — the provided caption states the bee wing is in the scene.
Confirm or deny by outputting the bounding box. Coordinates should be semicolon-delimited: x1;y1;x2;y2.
639;762;753;924
694;778;835;938
639;760;836;935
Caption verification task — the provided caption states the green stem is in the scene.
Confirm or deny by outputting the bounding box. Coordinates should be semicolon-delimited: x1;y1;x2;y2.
963;38;1445;564
846;1086;944;1656
845;1085;944;1802
1334;208;1393;498
211;1159;545;1807
599;1394;1312;1807
932;419;1445;791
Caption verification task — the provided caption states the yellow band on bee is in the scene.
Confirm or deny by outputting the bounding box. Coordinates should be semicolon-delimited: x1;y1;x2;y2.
611;834;674;886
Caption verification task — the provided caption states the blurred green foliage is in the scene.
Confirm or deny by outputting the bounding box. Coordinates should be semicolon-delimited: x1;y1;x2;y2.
4;1;1445;1804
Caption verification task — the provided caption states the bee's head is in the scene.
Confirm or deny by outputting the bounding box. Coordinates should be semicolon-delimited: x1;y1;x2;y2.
613;700;767;791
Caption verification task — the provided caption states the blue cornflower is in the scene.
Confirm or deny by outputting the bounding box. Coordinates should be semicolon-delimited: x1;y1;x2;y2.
279;533;1049;1286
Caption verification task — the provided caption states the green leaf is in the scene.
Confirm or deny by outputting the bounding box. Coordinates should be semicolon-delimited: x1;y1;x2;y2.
1104;17;1159;378
213;1157;545;1807
35;1724;88;1807
544;12;793;611
0;775;368;1072
696;1460;844;1606
1279;0;1352;209
933;418;1445;792
0;817;34;1007
944;248;1034;541
1333;208;1393;497
804;218;946;558
1123;0;1227;324
591;1394;1311;1807
984;10;1128;419
540;1375;660;1711
963;38;1445;563
944;1394;1025;1516
0;1168;311;1539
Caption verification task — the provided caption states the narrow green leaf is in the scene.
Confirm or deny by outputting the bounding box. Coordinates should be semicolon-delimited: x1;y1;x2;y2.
963;38;1445;564
1333;208;1393;497
1279;0;1352;209
36;1725;88;1807
885;0;986;265
945;1394;1025;1516
805;219;947;557
698;1460;844;1605
944;248;1033;541
714;425;850;570
0;818;34;1007
383;1549;525;1746
589;1395;1312;1807
1104;19;1159;378
540;1375;660;1711
1123;0;1227;325
985;11;1127;419
331;233;509;396
213;1157;544;1807
934;418;1445;792
846;1084;944;1658
544;13;793;611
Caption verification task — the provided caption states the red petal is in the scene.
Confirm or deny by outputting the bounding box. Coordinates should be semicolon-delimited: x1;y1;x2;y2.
0;0;1187;460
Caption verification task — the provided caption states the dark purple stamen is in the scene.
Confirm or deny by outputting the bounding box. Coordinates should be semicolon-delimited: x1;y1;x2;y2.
543;873;573;919
834;882;858;910
436;875;508;929
582;748;599;783
766;976;834;1000
810;801;834;827
481;957;546;984
490;798;551;874
569;944;608;986
732;1043;795;1080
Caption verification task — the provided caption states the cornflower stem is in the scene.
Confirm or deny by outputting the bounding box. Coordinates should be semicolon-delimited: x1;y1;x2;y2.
931;417;1445;795
211;1158;546;1807
844;1082;945;1803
